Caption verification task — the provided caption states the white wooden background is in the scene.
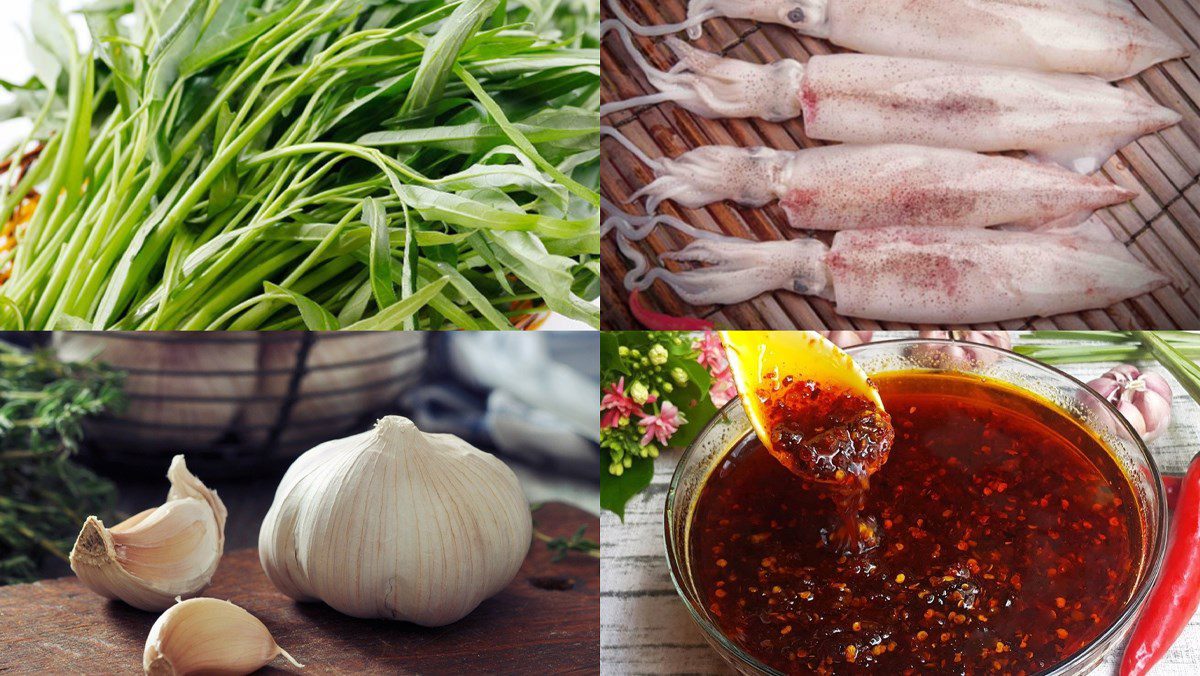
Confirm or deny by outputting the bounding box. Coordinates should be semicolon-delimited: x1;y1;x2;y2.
601;334;1200;675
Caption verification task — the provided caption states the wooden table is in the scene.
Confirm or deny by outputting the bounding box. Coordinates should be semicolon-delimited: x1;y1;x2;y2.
600;342;1200;674
1;502;599;674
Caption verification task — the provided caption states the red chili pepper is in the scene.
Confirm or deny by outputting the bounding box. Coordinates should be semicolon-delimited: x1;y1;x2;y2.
1164;474;1183;512
1120;454;1200;676
628;289;714;331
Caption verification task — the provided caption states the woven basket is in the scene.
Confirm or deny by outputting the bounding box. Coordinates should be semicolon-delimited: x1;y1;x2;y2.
53;332;427;476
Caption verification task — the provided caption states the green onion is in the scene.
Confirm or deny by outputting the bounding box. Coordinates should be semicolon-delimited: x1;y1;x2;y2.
0;0;600;330
1015;332;1200;365
1135;332;1200;407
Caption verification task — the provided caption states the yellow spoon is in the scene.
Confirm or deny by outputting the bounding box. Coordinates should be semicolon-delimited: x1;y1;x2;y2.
720;331;887;481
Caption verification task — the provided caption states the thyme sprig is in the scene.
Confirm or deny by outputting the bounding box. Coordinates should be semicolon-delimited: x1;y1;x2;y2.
535;525;600;562
0;343;124;585
531;502;600;562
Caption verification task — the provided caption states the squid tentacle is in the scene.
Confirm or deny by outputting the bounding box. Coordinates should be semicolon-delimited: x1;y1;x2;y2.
604;126;788;213
605;0;718;38
599;126;664;175
600;20;804;120
605;208;831;306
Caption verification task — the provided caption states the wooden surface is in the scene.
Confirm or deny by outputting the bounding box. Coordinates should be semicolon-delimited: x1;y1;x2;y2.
0;502;599;675
601;0;1200;330
600;334;1200;675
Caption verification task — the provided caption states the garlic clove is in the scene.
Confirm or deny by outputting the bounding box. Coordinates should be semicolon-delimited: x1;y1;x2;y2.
143;597;302;676
70;456;226;611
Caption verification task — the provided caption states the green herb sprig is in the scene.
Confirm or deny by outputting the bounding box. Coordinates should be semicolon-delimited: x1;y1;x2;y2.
0;342;123;585
0;0;600;330
535;525;599;562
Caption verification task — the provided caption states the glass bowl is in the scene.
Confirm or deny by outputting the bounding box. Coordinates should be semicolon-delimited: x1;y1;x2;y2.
665;338;1168;675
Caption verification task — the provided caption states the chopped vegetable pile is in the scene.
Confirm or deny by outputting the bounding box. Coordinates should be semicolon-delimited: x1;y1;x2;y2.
0;0;600;330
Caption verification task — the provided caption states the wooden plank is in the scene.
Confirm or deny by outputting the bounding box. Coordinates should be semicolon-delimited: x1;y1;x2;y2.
0;502;599;675
602;0;1200;330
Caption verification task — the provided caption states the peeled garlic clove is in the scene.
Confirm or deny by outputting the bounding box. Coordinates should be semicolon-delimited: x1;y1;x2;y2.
259;416;532;626
70;456;227;611
144;598;302;676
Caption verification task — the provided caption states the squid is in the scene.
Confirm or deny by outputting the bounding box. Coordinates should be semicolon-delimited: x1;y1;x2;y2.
607;211;1169;324
602;24;1181;173
608;0;1188;81
604;129;1137;230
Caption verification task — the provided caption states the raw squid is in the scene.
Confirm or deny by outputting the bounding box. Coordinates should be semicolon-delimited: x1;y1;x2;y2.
607;211;1169;323
602;25;1182;173
609;0;1187;81
604;130;1137;230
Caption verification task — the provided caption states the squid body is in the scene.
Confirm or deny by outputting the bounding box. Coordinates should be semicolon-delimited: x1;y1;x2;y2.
615;217;1168;323
664;0;1187;80
605;30;1181;173
621;141;1136;230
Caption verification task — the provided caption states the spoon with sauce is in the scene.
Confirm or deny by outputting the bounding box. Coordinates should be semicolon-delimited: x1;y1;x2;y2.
721;331;895;551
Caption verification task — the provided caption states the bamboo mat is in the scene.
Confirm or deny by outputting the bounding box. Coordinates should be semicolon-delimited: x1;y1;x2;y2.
600;0;1200;330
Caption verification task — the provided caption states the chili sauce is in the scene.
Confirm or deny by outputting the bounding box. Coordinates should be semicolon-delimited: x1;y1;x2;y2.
690;371;1145;674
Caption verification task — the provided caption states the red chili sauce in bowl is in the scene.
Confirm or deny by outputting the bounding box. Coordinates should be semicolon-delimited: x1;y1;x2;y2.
690;371;1143;674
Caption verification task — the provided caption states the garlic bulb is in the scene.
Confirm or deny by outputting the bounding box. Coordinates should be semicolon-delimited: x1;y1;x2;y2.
70;456;227;611
259;416;532;626
144;598;302;675
1087;365;1173;442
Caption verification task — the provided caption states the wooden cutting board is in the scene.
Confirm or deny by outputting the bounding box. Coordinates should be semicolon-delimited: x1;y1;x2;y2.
0;502;598;674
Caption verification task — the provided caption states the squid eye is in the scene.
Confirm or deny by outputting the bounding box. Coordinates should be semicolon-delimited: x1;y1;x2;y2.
787;7;806;23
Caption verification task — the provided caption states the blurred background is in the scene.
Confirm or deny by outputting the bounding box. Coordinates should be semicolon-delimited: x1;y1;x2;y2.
0;331;598;582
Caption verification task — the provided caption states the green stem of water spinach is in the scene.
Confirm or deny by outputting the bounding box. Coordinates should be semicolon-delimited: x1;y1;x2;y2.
0;0;600;330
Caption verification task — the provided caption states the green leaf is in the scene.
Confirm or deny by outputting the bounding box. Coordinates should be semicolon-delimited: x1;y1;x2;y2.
488;231;599;328
670;390;718;450
421;260;513;330
455;65;599;207
180;1;298;77
146;0;208;99
264;282;340;330
337;281;374;326
600;332;623;376
344;277;450;330
601;456;653;521
403;0;501;114
364;197;398;310
396;184;593;239
28;2;74;92
207;102;238;218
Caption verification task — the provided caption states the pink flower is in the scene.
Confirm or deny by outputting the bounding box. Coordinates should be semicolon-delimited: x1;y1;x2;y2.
693;330;728;375
709;370;738;408
639;401;687;447
602;377;641;429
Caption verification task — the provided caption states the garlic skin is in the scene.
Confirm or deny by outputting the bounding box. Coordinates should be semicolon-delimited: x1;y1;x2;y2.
144;598;302;676
909;330;1013;365
1087;365;1173;442
259;416;532;626
819;331;875;349
70;456;227;611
